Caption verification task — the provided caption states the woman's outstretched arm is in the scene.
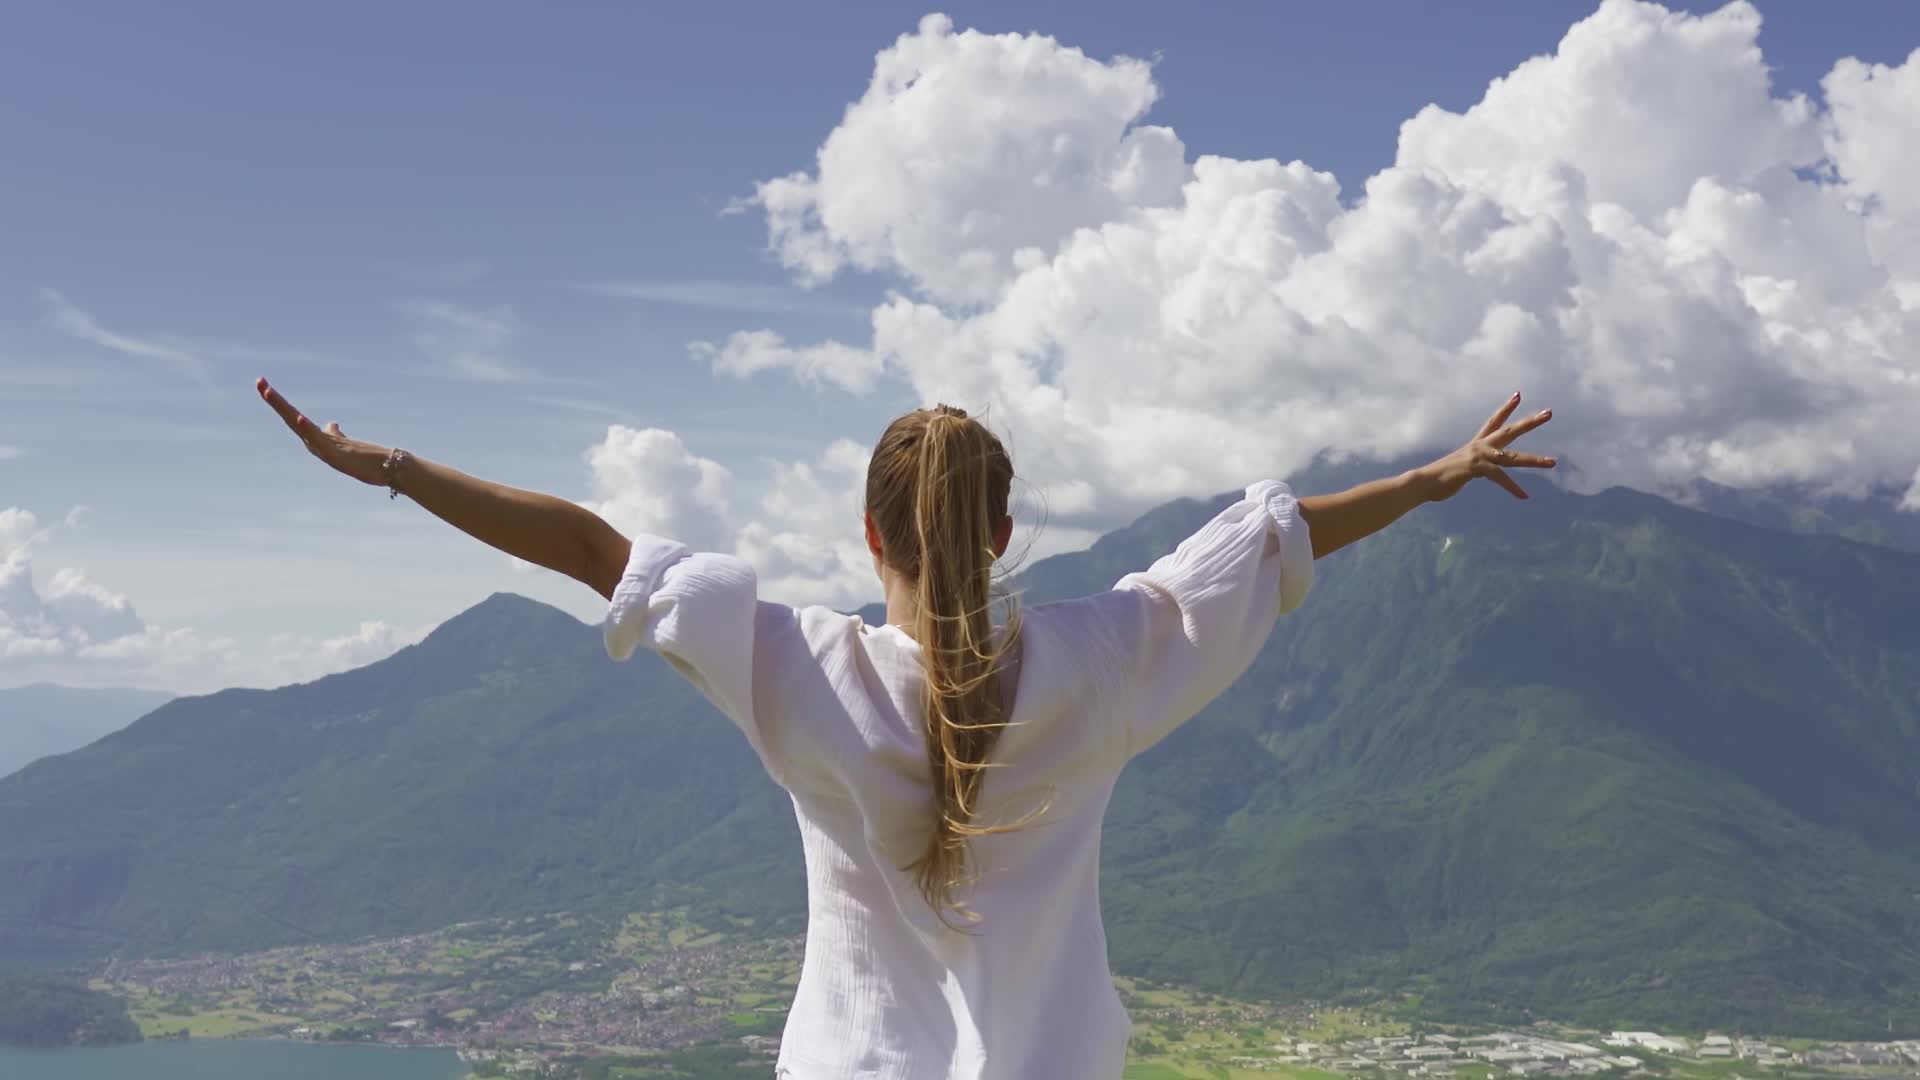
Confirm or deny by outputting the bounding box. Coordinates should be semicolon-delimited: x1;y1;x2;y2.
1297;392;1556;559
257;378;632;600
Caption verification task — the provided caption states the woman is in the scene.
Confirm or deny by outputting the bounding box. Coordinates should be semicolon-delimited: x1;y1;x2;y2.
257;377;1553;1079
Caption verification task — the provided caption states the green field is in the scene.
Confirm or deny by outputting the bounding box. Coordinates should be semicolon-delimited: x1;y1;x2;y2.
1126;1066;1349;1080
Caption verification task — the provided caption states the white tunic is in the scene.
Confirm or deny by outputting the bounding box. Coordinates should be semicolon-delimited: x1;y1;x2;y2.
604;480;1315;1079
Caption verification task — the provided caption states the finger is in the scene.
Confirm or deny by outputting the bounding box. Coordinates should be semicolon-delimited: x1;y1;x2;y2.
1493;408;1553;446
1488;466;1530;500
258;380;319;442
326;422;344;438
1498;450;1557;469
1477;392;1522;439
257;378;304;429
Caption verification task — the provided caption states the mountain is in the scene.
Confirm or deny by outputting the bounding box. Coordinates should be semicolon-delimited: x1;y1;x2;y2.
0;684;174;780
1684;478;1920;555
0;596;797;970
1091;483;1920;1035
1;478;1917;1036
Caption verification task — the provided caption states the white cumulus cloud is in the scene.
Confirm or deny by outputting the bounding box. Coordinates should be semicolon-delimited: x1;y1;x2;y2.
749;12;1188;307
40;567;144;643
575;417;1112;609
574;427;887;607
692;330;884;394
266;620;428;687
582;426;736;553
733;438;877;606
0;509;233;678
1823;49;1920;280
697;1;1920;532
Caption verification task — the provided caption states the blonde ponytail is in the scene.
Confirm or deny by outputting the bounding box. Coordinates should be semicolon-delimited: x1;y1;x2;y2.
865;404;1023;924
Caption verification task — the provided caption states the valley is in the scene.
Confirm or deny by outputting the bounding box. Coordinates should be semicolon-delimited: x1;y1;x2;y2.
84;909;1920;1080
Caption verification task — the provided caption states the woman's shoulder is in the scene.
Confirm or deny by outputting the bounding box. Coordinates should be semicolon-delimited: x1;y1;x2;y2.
1020;588;1143;634
1011;592;1139;684
773;602;882;657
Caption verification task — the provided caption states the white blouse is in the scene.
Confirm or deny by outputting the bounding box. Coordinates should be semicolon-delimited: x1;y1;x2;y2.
604;480;1315;1080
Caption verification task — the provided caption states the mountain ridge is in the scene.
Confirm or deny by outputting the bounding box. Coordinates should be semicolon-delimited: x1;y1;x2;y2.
2;478;1917;1035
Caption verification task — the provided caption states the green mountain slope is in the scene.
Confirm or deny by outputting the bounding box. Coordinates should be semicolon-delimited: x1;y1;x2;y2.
1087;484;1920;1035
1;480;1916;1035
0;599;803;967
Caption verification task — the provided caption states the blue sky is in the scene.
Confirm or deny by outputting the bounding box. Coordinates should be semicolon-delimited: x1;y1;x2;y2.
3;1;1918;691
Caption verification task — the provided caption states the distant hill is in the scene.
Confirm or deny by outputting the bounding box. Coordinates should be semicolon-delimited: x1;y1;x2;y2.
1;477;1917;1036
1686;478;1920;554
0;968;140;1048
0;684;174;780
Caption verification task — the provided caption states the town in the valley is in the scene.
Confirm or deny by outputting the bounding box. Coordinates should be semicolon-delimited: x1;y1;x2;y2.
89;909;1920;1079
1232;1029;1920;1076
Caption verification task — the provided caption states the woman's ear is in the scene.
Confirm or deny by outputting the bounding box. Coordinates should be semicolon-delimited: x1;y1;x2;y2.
864;511;885;560
992;515;1014;559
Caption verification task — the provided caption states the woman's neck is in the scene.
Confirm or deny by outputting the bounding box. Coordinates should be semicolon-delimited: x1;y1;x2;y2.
881;567;919;633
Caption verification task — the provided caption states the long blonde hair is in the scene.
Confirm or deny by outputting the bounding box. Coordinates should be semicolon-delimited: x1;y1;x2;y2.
865;404;1023;922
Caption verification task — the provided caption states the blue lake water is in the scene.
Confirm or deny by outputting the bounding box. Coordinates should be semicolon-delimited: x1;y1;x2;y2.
0;1039;468;1080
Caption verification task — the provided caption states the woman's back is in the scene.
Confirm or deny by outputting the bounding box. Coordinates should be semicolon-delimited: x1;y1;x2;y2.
767;608;1130;1077
605;479;1316;1079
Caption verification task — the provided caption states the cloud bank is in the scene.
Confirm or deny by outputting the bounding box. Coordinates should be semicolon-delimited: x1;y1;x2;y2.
640;0;1920;609
0;508;425;693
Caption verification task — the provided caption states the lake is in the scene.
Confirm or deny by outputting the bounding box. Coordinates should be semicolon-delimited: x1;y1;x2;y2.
0;1039;469;1079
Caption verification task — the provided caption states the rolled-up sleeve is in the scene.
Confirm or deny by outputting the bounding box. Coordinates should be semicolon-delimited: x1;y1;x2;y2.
604;534;773;768
1105;480;1314;759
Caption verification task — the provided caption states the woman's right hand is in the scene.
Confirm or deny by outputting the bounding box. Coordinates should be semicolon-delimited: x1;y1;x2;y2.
256;377;393;488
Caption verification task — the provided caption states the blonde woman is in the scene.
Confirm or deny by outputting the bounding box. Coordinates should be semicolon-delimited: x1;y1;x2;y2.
259;377;1554;1079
